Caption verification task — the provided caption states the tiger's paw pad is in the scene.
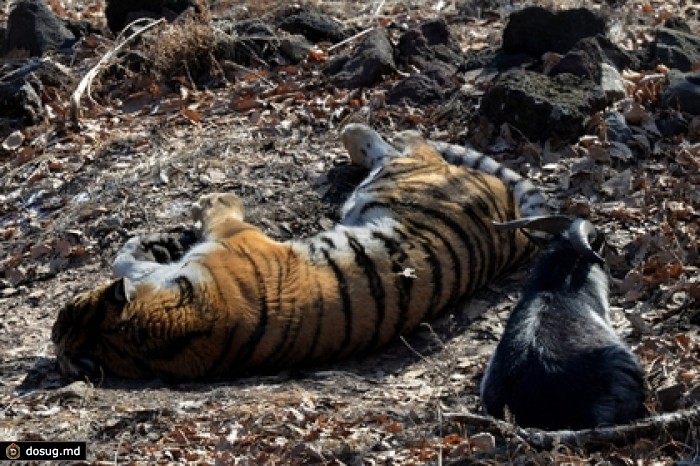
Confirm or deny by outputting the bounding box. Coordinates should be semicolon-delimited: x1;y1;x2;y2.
138;231;198;264
341;123;400;169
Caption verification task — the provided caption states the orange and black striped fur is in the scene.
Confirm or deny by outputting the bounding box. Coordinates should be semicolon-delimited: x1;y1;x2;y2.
52;124;546;380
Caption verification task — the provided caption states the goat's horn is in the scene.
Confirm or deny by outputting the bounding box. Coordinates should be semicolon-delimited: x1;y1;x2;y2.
492;215;572;235
569;218;605;264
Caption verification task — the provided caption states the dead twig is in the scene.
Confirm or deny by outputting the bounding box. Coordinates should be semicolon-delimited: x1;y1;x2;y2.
70;17;166;127
328;27;376;53
444;406;700;450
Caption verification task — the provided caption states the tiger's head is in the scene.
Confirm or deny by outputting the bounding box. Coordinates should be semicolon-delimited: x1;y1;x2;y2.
51;278;148;380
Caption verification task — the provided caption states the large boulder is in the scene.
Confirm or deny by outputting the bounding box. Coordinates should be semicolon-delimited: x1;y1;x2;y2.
0;58;75;130
661;70;700;115
328;29;396;89
480;70;607;142
2;0;76;57
105;0;199;34
652;27;700;72
276;6;353;44
388;71;451;106
503;7;605;57
397;19;463;75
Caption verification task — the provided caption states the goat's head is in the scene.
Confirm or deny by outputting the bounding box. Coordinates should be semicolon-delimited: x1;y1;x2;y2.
493;215;605;265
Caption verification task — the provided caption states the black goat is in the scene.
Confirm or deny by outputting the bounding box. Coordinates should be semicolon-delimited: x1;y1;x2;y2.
480;217;646;430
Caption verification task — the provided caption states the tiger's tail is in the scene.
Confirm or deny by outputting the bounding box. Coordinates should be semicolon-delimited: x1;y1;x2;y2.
412;138;547;219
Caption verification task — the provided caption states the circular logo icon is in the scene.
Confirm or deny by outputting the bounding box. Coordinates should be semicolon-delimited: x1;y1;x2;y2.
6;443;20;460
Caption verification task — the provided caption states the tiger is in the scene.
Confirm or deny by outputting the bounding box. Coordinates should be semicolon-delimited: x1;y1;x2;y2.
51;123;546;380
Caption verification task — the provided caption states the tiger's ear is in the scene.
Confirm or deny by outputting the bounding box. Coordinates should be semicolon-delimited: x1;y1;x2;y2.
112;277;136;304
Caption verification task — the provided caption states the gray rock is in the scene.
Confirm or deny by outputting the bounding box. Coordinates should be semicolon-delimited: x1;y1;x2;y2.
0;78;45;126
480;70;607;142
388;71;450;106
277;6;353;44
550;50;600;82
571;34;638;71
397;19;463;75
652;27;700;72
279;36;312;64
105;0;199;34
663;16;693;34
329;29;396;89
3;0;76;57
605;111;633;143
215;19;278;66
550;35;638;86
600;63;627;102
503;7;605;57
0;58;74;128
655;110;690;138
661;70;700;115
463;47;534;73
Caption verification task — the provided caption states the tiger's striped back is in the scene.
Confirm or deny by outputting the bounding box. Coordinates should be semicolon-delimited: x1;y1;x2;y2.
51;124;544;380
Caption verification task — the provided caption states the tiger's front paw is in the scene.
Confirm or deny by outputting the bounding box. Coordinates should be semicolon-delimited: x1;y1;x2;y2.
139;231;198;264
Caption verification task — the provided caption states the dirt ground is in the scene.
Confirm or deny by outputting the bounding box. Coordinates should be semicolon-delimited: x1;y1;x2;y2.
1;0;699;464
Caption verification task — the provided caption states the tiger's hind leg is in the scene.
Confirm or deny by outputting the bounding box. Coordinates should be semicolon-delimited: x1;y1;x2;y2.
191;192;247;241
341;123;401;169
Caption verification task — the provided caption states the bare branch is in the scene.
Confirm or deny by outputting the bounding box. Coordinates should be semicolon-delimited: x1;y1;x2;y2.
70;18;166;127
444;407;700;450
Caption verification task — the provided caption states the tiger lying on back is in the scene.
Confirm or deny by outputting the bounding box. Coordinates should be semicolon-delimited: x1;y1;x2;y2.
52;124;546;380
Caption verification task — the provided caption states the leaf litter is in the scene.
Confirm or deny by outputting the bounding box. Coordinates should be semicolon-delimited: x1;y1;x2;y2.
1;0;699;463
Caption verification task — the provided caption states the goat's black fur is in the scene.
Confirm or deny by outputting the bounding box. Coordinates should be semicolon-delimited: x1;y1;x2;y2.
480;222;646;430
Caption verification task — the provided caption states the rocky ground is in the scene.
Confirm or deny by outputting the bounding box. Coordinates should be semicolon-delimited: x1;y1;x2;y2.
1;0;699;464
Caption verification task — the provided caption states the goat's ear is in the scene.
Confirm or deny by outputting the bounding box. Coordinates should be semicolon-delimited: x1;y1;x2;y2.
112;277;136;304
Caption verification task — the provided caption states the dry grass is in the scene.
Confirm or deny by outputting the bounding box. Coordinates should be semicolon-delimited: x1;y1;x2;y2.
141;13;218;83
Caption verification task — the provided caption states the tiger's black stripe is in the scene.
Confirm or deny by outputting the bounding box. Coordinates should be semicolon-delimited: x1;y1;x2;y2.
175;276;194;308
370;162;439;184
300;262;326;363
407;204;480;294
371;228;414;338
265;250;303;368
231;247;269;367
402;216;465;319
346;231;386;352
321;247;354;359
502;188;528;270
207;262;244;375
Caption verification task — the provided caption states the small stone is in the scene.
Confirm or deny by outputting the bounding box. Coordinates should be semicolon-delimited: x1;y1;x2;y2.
605;111;633;143
600;63;627;103
469;432;495;453
661;70;700;115
656;383;685;411
388;71;449;106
